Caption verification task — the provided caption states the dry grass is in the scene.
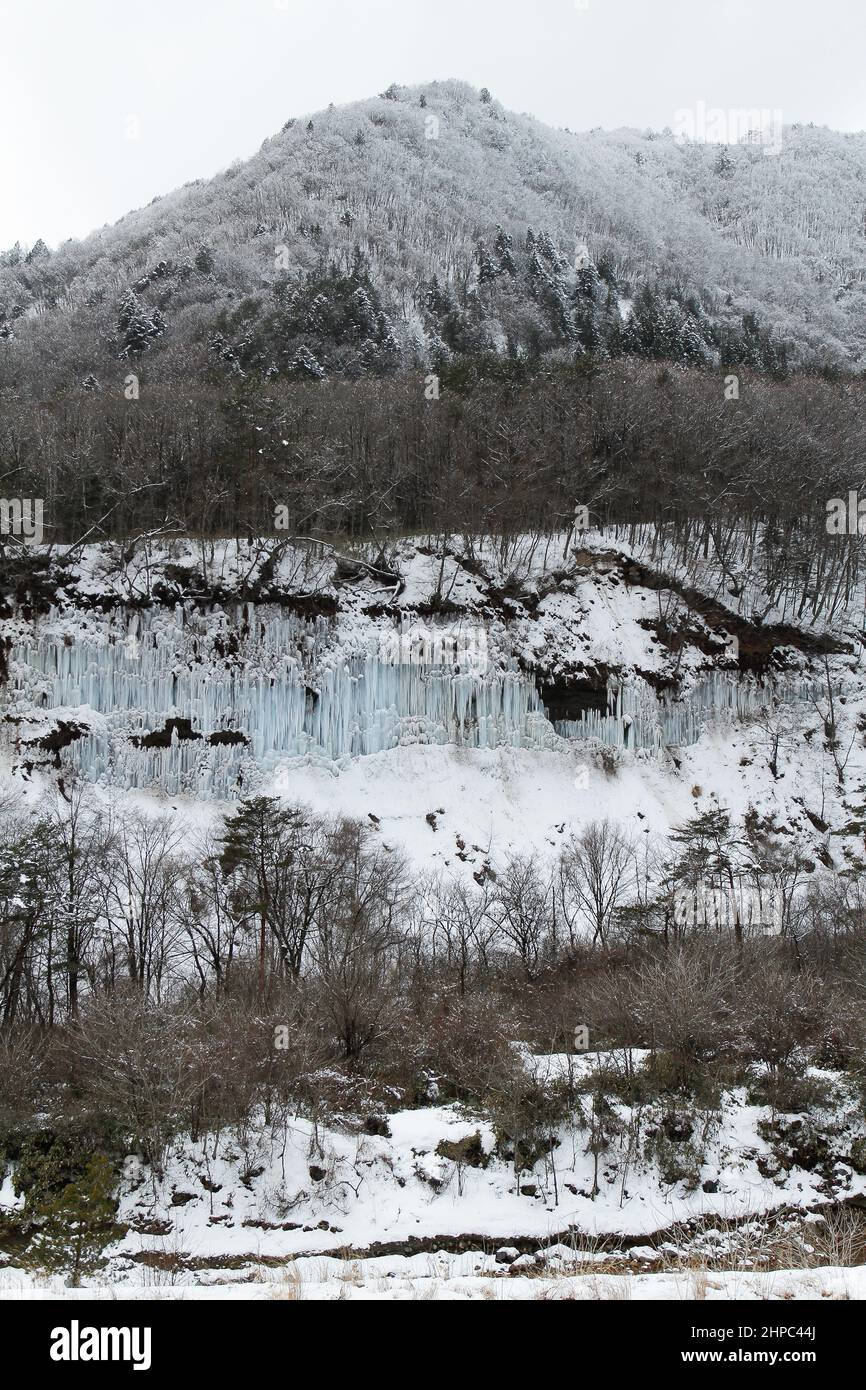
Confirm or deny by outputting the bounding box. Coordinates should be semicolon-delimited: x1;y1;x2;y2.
270;1263;304;1300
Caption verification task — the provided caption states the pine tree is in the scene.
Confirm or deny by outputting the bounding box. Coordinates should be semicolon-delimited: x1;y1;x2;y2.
122;309;156;356
577;262;602;300
476;240;498;285
194;245;215;274
577;303;603;354
601;285;625;356
668;808;746;938
596;252;618;291
117;290;167;357
494;226;517;277
537;231;560;266
424;275;454;316
219;796;310;994
116;290;139;331
24;1154;121;1286
289;345;325;379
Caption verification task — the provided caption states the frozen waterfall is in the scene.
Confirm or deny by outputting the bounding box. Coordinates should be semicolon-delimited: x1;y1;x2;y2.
5;605;823;798
554;670;822;753
7;606;554;796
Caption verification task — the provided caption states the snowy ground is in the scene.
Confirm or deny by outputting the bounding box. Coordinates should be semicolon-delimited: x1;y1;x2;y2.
0;1265;862;1300
2;1060;864;1292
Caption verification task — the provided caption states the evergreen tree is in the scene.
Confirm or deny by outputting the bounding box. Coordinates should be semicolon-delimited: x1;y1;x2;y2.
290;345;324;379
23;1154;121;1286
537;231;560;267
576;302;603;354
668;807;745;930
601;285;625;356
424;275;455;316
116;290;167;357
116;290;139;331
596;252;619;291
24;238;49;264
577;262;602;300
219;796;310;994
494;226;517;276
476;239;499;285
194;245;215;274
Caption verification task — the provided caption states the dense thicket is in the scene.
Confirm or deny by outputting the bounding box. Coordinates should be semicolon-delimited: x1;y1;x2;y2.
2;359;864;624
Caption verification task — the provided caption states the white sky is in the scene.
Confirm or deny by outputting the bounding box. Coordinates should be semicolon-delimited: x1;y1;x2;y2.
1;0;864;249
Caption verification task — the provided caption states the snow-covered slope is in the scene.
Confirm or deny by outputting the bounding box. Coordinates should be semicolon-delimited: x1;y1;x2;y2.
3;532;866;1300
3;1053;865;1291
2;531;863;873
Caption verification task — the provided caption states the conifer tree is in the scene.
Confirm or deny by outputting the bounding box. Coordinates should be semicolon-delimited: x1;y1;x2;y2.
24;1154;121;1286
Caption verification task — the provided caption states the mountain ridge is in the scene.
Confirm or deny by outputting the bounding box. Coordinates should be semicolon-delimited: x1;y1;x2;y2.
2;80;866;392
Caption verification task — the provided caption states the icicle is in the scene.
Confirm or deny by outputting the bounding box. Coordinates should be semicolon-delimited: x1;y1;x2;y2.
9;606;551;797
6;605;830;800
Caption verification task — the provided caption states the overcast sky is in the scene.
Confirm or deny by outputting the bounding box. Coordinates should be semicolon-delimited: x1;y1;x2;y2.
1;0;864;250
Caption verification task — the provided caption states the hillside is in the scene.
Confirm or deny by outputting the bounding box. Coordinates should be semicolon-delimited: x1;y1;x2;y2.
2;80;866;398
4;530;866;1298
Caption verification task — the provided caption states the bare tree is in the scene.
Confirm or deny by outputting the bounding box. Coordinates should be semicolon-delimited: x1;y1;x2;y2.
428;874;497;995
101;810;184;1001
486;853;552;979
310;820;408;1059
560;820;635;947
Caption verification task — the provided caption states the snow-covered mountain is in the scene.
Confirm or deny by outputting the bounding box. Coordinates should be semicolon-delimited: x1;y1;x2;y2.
3;80;866;394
